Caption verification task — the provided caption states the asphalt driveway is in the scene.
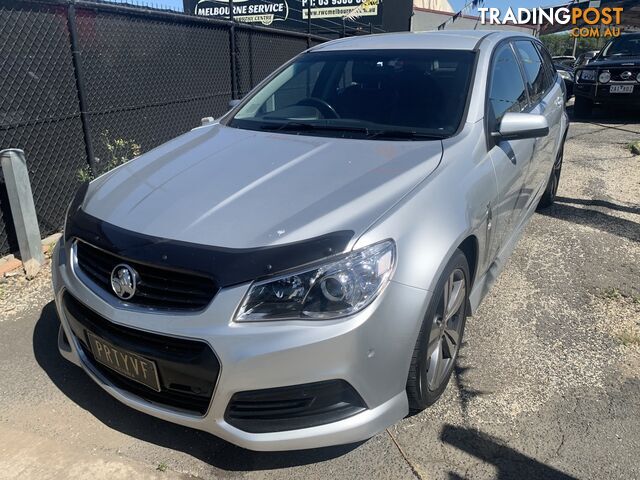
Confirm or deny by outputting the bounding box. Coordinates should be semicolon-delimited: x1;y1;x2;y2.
0;107;638;480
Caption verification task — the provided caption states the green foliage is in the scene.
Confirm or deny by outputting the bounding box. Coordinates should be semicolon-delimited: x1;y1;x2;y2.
628;141;640;155
601;287;622;300
618;331;640;347
78;131;141;181
540;33;601;57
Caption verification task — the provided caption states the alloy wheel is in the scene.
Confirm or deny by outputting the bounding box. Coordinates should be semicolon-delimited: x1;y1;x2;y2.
426;268;466;391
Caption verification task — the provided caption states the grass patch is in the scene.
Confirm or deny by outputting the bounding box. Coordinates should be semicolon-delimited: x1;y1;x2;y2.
599;288;640;304
628;140;640;155
156;462;168;473
618;331;640;347
601;287;623;300
44;242;56;258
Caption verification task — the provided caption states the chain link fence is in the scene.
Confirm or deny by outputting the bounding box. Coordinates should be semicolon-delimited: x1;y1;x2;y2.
0;0;87;254
0;0;334;255
235;29;309;97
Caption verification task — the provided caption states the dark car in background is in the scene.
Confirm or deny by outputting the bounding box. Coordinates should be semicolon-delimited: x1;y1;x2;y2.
554;62;574;99
552;55;576;68
574;33;640;118
575;50;600;68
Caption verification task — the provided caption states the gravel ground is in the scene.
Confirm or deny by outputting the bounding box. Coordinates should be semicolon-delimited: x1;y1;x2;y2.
0;107;638;480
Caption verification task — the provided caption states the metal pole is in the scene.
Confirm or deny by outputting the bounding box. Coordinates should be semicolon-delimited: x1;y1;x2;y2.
572;35;578;57
0;149;45;278
67;1;96;173
306;2;311;49
229;0;237;99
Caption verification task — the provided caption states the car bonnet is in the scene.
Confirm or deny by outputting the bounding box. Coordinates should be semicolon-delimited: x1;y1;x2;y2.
82;123;443;249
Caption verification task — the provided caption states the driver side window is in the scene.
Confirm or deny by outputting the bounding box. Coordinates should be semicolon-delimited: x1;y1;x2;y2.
488;43;529;128
260;62;324;114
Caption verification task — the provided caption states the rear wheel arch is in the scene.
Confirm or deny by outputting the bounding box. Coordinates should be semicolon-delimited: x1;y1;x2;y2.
557;122;569;156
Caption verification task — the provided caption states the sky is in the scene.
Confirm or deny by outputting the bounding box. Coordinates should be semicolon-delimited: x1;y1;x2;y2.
450;0;556;13
112;0;564;14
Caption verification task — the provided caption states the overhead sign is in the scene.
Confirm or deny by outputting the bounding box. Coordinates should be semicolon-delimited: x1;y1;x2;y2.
184;0;383;29
192;0;289;24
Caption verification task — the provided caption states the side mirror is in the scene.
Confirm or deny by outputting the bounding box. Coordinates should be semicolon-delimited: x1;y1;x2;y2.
492;112;549;141
228;99;242;109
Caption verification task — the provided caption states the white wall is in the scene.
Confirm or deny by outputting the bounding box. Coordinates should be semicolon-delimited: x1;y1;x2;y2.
413;0;454;14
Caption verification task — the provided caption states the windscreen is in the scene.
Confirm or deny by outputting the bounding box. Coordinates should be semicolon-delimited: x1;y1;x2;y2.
229;49;476;140
601;36;640;58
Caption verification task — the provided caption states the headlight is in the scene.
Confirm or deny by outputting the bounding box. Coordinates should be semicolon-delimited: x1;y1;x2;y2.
558;70;573;81
598;71;611;83
234;240;396;322
579;69;596;81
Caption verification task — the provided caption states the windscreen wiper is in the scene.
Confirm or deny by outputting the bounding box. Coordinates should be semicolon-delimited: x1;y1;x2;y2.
260;121;370;134
261;122;445;140
366;129;445;140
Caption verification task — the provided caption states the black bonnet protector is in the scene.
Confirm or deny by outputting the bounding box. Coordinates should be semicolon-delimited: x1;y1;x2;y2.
65;185;354;288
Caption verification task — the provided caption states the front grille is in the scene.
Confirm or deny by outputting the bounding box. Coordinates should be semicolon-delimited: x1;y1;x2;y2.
607;68;640;82
63;292;219;415
75;240;218;311
225;380;367;433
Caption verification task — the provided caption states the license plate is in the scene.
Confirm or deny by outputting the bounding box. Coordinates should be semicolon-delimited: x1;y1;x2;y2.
610;85;634;93
87;332;161;392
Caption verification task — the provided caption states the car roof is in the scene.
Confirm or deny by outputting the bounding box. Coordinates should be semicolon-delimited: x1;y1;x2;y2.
310;30;533;52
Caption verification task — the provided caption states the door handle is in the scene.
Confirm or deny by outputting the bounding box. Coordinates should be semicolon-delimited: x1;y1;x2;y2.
555;97;564;107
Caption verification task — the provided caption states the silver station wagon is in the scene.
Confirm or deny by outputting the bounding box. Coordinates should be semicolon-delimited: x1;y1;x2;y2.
53;30;568;451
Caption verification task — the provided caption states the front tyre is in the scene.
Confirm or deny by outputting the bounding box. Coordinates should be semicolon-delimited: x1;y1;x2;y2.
406;250;469;412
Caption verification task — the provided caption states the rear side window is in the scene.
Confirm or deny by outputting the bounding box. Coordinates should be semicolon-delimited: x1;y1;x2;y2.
488;43;528;125
514;40;552;104
535;43;558;88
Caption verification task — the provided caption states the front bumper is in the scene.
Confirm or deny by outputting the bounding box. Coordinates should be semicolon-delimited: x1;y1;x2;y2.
575;83;640;105
52;238;429;451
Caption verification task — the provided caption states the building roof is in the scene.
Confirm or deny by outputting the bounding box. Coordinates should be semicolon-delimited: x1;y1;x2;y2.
312;30;499;51
412;7;538;33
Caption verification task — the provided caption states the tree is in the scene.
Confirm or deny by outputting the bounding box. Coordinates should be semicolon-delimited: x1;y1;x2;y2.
540;32;602;57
